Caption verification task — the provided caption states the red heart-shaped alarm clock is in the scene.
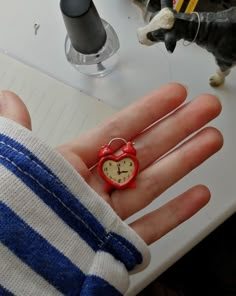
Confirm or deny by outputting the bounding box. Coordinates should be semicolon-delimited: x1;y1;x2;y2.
98;138;139;191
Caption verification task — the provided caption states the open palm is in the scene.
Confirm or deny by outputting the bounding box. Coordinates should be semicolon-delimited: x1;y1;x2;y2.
0;83;223;246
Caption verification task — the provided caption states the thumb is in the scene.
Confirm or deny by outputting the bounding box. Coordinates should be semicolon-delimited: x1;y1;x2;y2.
0;90;31;130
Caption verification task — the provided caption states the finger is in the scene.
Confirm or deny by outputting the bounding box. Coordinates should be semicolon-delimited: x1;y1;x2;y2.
135;94;222;171
64;83;187;167
130;185;211;245
0;90;31;130
112;127;223;219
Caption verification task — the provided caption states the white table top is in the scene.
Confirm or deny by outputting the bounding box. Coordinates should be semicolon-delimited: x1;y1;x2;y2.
0;1;236;295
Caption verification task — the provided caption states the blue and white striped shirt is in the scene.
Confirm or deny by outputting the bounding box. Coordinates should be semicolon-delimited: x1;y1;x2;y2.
0;118;150;296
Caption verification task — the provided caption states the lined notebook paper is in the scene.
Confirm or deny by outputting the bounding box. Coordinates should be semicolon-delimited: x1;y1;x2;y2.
0;52;116;147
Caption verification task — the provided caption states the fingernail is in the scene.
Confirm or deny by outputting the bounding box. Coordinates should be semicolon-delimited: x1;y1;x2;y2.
182;84;189;93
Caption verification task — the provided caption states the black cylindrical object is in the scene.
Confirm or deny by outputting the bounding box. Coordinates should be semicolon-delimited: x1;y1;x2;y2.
60;0;107;54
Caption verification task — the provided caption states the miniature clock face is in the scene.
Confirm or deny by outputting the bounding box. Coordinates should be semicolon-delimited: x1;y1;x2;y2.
102;157;135;184
98;154;138;189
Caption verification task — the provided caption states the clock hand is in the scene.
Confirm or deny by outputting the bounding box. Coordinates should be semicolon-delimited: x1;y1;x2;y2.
117;164;121;174
120;170;128;174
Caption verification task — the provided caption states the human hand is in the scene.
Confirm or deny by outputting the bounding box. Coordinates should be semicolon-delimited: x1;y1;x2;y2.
0;83;223;245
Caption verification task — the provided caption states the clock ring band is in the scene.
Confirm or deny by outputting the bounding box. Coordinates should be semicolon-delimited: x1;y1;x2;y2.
108;137;128;147
107;137;136;147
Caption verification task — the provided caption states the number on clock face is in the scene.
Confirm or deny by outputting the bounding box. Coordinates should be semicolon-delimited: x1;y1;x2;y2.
102;158;135;185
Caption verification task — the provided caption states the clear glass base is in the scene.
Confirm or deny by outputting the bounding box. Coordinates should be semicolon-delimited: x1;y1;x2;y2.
65;19;120;77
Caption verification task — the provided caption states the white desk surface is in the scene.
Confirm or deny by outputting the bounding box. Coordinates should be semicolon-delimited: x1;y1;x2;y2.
0;1;236;295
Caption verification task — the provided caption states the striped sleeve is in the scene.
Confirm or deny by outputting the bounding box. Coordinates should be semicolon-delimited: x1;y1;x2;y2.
0;117;150;296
